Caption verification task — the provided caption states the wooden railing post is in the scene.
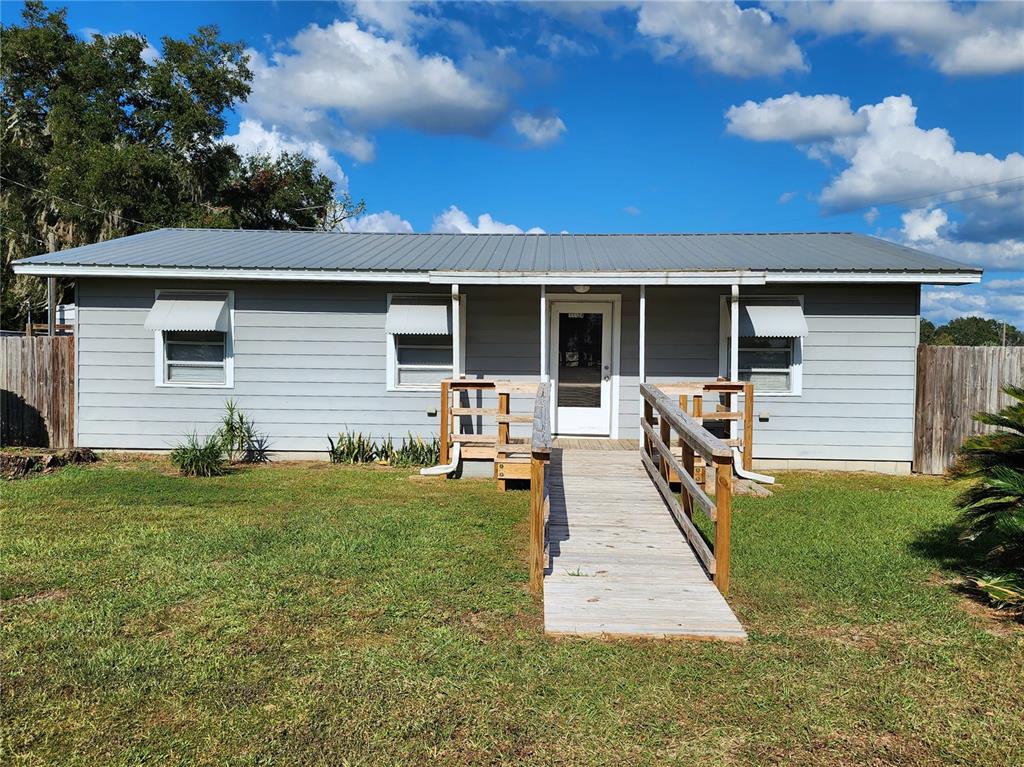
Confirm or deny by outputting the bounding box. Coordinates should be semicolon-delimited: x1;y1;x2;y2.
529;455;546;596
528;382;552;598
712;455;733;595
642;399;653;458
439;380;451;466
742;382;754;472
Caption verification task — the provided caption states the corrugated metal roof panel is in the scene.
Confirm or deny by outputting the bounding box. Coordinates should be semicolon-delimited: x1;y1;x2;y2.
14;228;978;274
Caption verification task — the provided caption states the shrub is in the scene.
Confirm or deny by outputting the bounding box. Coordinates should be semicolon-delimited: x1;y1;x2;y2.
393;434;440;467
327;431;377;464
170;433;227;477
953;384;1024;614
953;384;1024;566
217;399;271;464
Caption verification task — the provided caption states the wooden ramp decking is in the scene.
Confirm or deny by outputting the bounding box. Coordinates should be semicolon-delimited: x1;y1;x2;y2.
544;449;747;641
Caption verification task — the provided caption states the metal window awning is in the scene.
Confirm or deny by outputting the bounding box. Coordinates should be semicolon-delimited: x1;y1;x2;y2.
739;301;808;338
145;292;230;332
385;296;452;335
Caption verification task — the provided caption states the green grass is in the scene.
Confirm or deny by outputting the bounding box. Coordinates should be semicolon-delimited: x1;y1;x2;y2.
3;461;1022;766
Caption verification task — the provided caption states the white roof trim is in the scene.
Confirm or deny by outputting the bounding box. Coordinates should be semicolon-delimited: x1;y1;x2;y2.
11;263;981;286
145;292;229;332
739;301;808;338
385;296;452;335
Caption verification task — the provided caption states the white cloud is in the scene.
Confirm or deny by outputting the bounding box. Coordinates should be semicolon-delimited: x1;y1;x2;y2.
900;208;948;243
512;112;567;146
346;210;414;233
726;92;1024;268
244;20;506;161
223;119;349;190
431;205;544;234
346;1;433;41
725;93;865;142
636;1;806;77
921;283;1024;327
780;0;1024;76
623;205;641;216
777;191;798;205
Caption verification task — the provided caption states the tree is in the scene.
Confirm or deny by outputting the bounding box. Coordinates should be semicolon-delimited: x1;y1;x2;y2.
1;2;347;330
919;316;1024;347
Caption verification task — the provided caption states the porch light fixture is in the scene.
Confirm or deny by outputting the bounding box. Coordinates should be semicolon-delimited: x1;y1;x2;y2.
573;285;590;294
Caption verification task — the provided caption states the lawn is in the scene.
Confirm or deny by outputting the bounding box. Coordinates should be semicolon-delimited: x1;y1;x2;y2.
3;459;1022;766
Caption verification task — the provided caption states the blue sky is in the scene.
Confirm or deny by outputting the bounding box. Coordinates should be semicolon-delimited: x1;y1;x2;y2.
7;1;1023;324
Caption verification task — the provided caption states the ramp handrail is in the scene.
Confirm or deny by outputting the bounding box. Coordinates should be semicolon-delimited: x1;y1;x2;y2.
528;381;552;596
639;383;734;595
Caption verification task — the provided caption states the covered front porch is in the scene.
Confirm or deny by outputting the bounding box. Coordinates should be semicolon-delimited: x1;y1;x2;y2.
432;282;808;443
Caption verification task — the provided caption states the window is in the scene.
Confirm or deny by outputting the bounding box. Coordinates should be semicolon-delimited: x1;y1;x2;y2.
164;331;227;384
393;334;453;388
738;337;794;392
385;293;460;391
719;294;804;395
148;289;233;388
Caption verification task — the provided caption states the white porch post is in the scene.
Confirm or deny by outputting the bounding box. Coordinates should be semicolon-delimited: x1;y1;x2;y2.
639;285;646;383
539;285;548;382
729;283;740;440
451;283;461;380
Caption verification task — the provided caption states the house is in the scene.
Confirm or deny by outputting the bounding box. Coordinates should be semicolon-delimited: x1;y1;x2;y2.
12;228;981;473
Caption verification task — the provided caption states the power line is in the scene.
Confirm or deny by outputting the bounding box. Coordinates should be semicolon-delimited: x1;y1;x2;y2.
836;176;1024;215
1;225;48;247
0;175;156;230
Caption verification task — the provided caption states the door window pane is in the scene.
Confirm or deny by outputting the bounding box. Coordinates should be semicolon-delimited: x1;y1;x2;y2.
558;312;602;408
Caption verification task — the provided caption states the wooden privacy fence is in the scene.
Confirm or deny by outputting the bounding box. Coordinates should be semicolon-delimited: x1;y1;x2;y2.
640;383;734;595
915;345;1024;475
1;336;75;448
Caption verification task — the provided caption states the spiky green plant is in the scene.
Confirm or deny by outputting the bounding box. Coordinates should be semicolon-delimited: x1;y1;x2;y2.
393;434;440;467
217;399;271;463
952;384;1024;566
327;431;377;464
952;384;1024;614
170;433;227;477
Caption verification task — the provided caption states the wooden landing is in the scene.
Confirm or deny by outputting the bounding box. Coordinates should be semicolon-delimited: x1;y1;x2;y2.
544;450;747;641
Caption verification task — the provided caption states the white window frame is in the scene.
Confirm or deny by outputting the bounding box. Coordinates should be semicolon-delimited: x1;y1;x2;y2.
153;288;235;389
386;293;466;392
718;294;803;397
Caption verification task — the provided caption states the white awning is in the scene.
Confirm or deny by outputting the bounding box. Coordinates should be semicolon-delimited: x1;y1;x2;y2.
738;300;808;338
145;292;230;332
385;296;452;335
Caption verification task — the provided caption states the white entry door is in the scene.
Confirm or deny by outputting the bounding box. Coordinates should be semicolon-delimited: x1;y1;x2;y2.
550;300;613;436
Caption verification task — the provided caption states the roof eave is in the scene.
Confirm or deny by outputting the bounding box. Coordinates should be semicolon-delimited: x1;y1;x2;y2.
12;262;983;286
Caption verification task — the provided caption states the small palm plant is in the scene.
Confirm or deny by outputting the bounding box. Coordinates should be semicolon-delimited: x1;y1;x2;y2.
952;384;1024;609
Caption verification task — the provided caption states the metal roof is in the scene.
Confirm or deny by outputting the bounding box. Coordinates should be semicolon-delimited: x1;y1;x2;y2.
13;227;978;275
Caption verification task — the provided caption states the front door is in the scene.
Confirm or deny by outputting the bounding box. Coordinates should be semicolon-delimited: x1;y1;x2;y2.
550;301;613;435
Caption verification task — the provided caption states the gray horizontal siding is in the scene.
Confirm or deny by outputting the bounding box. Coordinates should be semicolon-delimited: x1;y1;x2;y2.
741;284;919;461
75;279;919;462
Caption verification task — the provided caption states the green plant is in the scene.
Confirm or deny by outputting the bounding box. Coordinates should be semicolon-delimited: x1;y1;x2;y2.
327;431;377;464
392;434;441;467
217;399;271;463
952;384;1024;566
970;573;1024;610
377;435;397;465
169;433;226;477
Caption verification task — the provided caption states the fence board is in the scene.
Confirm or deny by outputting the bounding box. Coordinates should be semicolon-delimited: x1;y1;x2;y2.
914;345;1024;475
1;336;75;448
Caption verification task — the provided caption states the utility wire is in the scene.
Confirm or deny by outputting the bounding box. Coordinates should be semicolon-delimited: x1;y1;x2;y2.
0;175;156;230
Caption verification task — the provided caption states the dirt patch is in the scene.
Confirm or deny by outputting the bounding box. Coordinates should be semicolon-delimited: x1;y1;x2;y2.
3;588;71;606
928;572;1024;638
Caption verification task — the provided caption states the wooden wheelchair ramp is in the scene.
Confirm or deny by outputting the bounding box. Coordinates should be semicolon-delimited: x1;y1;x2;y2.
544;449;747;641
